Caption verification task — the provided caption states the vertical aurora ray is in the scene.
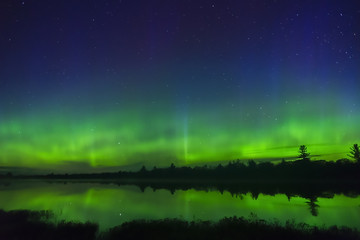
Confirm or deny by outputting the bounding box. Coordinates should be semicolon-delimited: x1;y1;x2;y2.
183;115;189;163
0;96;359;170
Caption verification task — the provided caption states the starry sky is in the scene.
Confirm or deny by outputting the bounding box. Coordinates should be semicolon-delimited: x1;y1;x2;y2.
0;0;360;173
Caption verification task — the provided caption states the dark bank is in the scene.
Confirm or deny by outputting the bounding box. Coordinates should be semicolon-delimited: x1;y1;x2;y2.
1;209;360;240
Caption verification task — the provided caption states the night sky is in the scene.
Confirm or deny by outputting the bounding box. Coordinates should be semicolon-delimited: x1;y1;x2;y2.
1;0;360;173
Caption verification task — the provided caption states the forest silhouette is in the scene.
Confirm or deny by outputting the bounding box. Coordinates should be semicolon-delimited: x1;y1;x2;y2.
2;145;359;217
1;144;360;182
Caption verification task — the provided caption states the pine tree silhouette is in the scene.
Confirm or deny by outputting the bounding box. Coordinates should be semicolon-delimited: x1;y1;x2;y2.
348;144;360;163
298;145;310;161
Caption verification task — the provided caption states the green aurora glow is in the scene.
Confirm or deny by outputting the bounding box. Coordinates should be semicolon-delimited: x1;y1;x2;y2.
1;0;360;172
0;98;359;171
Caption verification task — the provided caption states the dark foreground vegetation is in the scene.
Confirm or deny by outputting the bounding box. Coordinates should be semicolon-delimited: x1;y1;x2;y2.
1;145;359;182
1;209;359;240
0;210;97;240
2;158;360;181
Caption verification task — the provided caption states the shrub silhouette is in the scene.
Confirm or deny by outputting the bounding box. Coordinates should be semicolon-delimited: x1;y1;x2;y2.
99;216;360;240
1;209;360;240
0;210;98;240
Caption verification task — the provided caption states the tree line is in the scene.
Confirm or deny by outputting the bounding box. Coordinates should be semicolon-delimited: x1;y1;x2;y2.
1;144;359;180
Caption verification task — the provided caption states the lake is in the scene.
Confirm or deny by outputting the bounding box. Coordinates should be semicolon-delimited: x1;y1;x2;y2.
0;180;359;230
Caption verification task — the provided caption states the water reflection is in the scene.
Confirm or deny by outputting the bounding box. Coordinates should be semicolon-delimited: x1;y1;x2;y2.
0;180;359;230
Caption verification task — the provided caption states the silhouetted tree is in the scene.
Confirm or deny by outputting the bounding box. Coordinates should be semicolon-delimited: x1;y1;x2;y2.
139;165;147;174
298;145;310;161
216;164;223;170
170;163;175;169
247;160;257;168
306;197;319;216
348;144;360;163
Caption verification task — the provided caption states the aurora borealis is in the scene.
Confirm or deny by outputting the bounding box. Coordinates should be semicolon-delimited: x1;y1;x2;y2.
1;0;360;172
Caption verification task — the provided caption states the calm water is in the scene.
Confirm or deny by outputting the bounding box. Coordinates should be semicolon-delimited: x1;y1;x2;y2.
0;180;359;230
